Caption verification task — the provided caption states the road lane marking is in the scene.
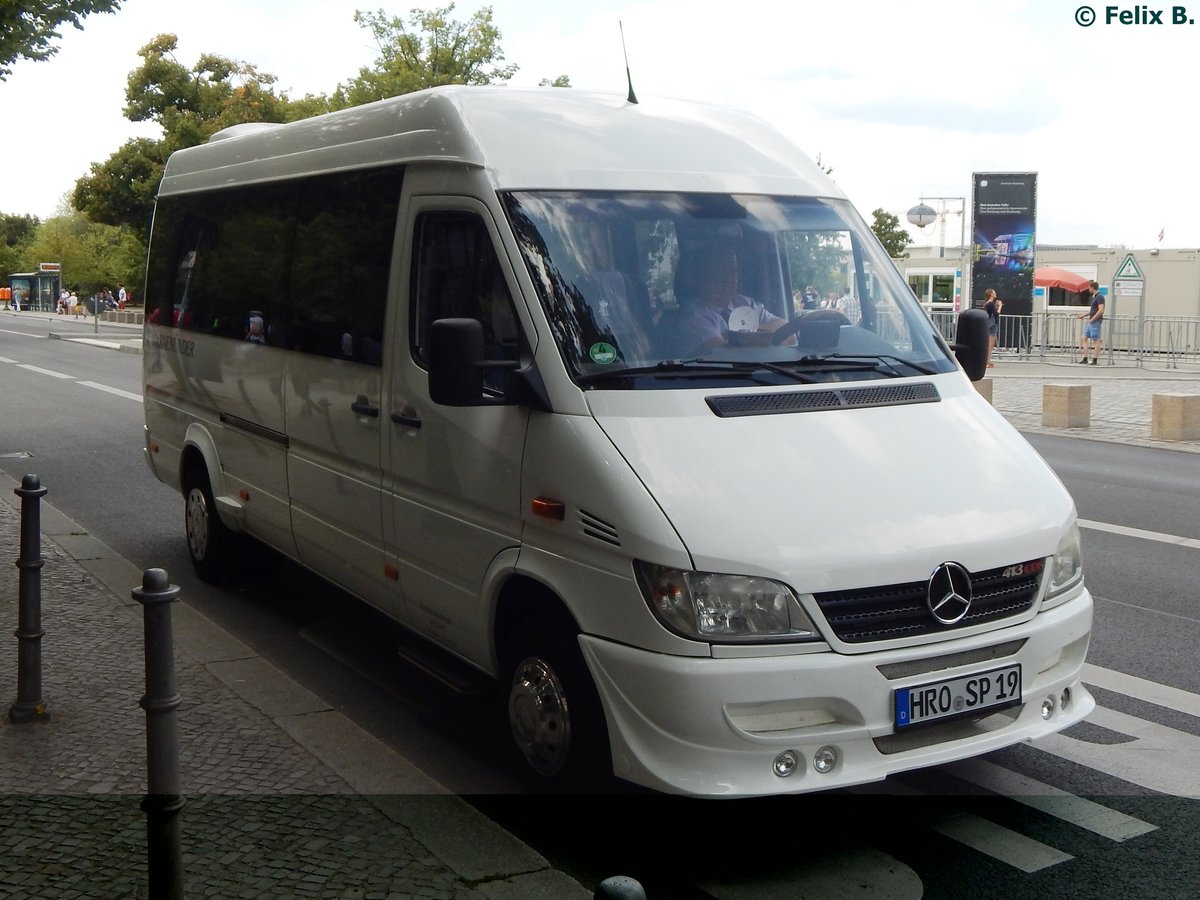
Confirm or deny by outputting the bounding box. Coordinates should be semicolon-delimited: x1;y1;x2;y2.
1078;517;1200;550
1083;663;1200;718
77;381;142;403
18;364;73;379
933;813;1073;872
942;759;1157;841
1030;665;1200;796
1034;705;1200;797
0;356;17;363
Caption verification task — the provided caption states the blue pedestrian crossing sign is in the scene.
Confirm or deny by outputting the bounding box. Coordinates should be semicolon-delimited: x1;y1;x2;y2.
1113;254;1144;280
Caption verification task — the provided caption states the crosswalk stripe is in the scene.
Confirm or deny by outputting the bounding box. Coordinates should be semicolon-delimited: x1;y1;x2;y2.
1034;705;1200;797
1083;663;1200;718
942;759;1157;841
933;813;1073;872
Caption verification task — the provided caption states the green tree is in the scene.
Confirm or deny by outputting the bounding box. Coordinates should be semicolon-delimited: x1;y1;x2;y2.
20;211;142;296
539;75;571;87
334;4;518;107
870;208;913;259
1;212;40;276
0;0;122;79
73;34;293;237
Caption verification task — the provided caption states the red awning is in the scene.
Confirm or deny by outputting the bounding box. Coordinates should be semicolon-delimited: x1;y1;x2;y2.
1033;267;1091;292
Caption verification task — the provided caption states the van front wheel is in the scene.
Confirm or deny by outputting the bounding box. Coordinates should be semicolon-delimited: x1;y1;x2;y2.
183;466;236;583
502;619;611;792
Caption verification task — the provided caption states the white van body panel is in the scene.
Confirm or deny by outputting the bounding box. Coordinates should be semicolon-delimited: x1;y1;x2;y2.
285;352;395;618
587;374;1068;593
157;87;833;197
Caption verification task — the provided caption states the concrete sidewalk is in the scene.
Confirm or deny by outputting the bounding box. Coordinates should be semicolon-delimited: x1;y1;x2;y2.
982;350;1200;454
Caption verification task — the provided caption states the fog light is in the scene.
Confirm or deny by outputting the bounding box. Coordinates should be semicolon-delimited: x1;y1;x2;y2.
812;746;838;774
1040;697;1055;720
1061;687;1072;710
773;750;801;778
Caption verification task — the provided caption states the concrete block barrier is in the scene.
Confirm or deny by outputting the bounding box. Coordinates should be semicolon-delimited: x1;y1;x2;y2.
1151;393;1200;441
974;378;993;404
1042;383;1091;428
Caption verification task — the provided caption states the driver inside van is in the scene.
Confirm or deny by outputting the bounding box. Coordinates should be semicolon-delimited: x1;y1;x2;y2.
677;247;787;352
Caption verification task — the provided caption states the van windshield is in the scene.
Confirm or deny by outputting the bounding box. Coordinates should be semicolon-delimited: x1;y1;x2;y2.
502;191;958;387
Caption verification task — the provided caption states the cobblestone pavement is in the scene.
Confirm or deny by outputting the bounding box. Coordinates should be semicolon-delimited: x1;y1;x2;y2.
983;351;1200;453
0;492;588;899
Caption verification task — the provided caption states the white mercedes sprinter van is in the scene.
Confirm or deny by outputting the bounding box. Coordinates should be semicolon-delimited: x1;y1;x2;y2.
142;86;1093;796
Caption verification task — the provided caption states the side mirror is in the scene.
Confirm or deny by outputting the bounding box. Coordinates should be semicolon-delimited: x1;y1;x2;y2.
951;308;989;382
427;318;522;407
428;318;486;406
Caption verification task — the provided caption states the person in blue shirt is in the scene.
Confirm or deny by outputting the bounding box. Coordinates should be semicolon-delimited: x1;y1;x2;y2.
1077;281;1104;364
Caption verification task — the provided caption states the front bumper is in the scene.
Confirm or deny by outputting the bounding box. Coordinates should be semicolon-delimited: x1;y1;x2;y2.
582;588;1093;797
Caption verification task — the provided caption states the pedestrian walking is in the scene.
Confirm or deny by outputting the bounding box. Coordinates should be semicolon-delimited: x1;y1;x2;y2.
1077;281;1104;364
983;288;1002;367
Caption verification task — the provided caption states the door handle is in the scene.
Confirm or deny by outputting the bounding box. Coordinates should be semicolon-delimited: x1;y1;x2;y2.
391;411;422;428
351;396;379;418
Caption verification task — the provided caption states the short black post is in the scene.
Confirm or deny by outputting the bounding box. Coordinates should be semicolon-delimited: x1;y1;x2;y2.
133;568;185;900
595;876;647;899
9;474;49;723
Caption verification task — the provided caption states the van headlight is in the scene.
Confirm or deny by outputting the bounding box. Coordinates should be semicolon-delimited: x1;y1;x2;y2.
1044;523;1083;608
635;562;821;643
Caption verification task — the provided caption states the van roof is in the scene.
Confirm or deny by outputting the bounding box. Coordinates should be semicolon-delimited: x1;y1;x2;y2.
158;85;842;199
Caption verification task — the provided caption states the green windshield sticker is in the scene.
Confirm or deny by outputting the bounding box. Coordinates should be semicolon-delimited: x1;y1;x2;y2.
588;342;618;364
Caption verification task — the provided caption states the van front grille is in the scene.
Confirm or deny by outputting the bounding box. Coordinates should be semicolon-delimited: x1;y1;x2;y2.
813;560;1043;643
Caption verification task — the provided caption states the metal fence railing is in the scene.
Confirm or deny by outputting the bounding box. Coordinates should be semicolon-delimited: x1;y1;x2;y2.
929;312;1200;368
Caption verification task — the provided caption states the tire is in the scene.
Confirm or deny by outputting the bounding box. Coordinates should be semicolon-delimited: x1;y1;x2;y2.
183;465;237;583
502;617;612;793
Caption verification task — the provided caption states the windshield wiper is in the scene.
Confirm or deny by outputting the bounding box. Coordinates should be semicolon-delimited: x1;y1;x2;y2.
577;358;818;385
796;353;938;376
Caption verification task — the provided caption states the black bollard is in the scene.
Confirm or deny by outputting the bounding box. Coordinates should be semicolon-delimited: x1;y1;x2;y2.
9;474;49;723
595;875;647;899
133;568;185;900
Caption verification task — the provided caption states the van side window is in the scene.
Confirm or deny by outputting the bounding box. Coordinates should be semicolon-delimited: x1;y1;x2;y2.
147;189;289;336
288;169;401;364
411;212;521;387
145;168;402;365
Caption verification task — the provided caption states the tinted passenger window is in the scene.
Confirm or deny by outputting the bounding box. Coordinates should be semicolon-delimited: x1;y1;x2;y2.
145;168;402;365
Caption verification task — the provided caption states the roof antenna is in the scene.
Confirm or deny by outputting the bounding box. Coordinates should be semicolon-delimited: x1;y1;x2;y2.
620;21;638;104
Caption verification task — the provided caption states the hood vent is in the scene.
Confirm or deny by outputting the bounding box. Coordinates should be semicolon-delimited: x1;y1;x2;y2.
706;382;940;418
579;510;621;547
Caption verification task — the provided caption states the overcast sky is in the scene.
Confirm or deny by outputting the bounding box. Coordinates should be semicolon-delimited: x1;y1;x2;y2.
2;0;1196;248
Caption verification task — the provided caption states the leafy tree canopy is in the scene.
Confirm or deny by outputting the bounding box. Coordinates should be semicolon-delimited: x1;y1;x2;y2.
333;4;517;108
73;34;292;236
0;0;121;79
870;208;914;259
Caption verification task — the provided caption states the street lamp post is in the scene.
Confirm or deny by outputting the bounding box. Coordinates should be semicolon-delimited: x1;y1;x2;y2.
906;197;966;259
907;196;967;310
